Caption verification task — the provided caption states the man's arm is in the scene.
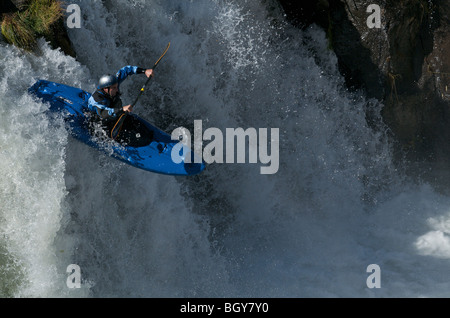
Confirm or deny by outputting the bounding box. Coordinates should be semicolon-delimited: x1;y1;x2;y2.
116;66;154;113
116;66;153;85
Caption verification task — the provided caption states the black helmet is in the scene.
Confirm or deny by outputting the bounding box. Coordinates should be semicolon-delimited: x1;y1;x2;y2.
98;74;118;89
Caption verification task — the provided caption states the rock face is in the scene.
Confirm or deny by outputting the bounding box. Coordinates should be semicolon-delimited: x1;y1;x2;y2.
279;0;450;162
1;0;75;57
0;0;18;14
10;0;27;10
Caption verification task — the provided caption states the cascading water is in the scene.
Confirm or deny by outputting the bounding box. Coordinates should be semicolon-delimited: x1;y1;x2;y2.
2;0;450;297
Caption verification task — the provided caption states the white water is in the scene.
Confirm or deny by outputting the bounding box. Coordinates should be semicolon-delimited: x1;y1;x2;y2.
2;0;450;297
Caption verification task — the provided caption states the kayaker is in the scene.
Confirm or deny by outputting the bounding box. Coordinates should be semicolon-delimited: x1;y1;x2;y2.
88;66;153;139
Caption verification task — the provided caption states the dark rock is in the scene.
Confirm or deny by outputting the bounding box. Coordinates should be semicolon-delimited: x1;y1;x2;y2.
278;0;450;162
0;0;18;14
47;18;77;58
10;0;27;10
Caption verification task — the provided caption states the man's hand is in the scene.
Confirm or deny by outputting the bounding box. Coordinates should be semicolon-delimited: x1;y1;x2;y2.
145;69;154;78
123;104;133;112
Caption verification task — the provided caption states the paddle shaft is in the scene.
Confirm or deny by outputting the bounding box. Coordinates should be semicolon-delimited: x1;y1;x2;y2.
132;42;170;109
111;43;170;139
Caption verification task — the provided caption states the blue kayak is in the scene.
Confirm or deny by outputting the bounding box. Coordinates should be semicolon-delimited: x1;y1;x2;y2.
28;80;205;176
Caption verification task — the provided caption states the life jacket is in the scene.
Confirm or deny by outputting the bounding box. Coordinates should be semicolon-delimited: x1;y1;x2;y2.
88;89;123;119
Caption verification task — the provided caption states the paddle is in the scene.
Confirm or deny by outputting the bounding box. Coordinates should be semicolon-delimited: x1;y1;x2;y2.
111;42;171;140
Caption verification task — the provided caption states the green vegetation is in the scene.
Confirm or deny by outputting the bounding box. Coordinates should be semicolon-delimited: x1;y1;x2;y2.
1;0;64;51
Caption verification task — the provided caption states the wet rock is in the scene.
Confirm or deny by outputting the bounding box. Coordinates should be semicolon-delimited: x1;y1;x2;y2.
279;0;450;161
10;0;28;10
0;0;18;14
1;0;75;58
